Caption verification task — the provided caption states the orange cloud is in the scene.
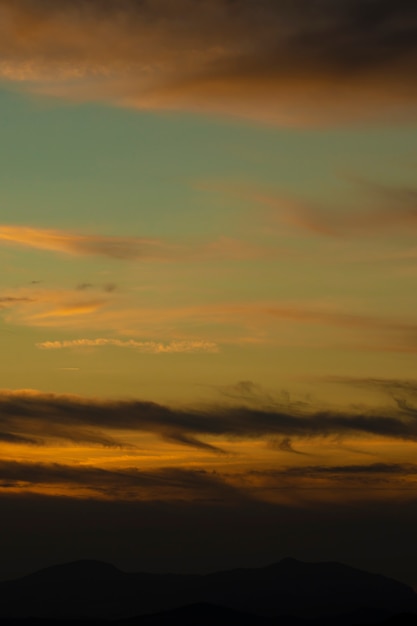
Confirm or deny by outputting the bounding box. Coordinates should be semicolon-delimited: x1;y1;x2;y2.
2;458;417;502
203;180;417;239
2;284;416;353
0;224;182;260
0;224;270;262
0;287;111;329
0;1;417;126
33;302;103;319
37;338;219;354
2;385;417;458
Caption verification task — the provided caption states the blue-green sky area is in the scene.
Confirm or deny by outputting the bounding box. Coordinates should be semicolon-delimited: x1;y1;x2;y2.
1;87;416;236
1;84;417;399
1;0;417;587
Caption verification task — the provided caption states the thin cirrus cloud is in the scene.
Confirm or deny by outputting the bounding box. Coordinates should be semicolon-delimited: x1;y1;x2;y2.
270;189;417;239
0;224;268;262
0;296;33;308
0;224;177;260
1;387;417;454
1;0;417;126
323;377;417;411
2;288;417;353
0;289;108;327
2;459;417;501
204;181;417;239
0;460;247;502
37;338;219;354
247;463;417;494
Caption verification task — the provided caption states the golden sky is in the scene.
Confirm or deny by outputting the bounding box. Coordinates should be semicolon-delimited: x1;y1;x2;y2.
0;0;417;587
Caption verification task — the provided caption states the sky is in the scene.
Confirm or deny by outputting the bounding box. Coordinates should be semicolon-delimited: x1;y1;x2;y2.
1;0;417;587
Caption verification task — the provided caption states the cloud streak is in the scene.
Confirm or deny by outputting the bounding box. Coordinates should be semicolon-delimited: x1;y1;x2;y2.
1;0;417;125
2;286;417;353
2;458;417;506
275;187;417;239
36;338;219;354
246;462;417;494
0;225;268;262
2;457;417;500
0;224;185;261
0;460;246;502
255;463;417;480
213;181;417;239
1;388;417;453
0;296;33;308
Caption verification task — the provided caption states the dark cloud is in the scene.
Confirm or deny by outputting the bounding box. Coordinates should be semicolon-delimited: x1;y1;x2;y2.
254;462;417;481
255;180;417;240
103;283;117;293
2;459;416;503
0;460;246;502
76;283;94;291
1;0;417;125
269;437;307;455
325;376;417;409
75;282;118;293
0;432;41;445
300;462;417;476
335;376;417;395
1;389;417;451
312;182;417;237
0;225;265;263
217;380;279;406
0;297;33;308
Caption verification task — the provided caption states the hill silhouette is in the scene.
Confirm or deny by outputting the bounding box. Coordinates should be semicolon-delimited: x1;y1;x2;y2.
21;559;123;582
0;558;415;623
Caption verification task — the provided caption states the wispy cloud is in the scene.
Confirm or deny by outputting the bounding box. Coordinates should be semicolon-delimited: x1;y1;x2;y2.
0;296;33;308
0;460;247;502
1;387;417;454
206;181;417;239
0;224;184;261
1;0;417;125
248;462;417;494
76;283;118;293
0;225;269;262
285;463;417;478
325;376;417;394
0;287;112;330
324;377;417;413
2;286;417;353
2;459;417;502
0;432;40;445
271;189;417;239
37;338;219;354
266;305;417;333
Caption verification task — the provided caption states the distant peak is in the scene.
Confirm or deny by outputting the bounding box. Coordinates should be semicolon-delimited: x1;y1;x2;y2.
57;559;120;571
264;557;303;569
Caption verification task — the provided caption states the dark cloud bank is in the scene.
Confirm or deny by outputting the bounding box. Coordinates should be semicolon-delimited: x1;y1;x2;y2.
1;0;417;124
1;387;417;451
2;458;416;497
1;383;417;586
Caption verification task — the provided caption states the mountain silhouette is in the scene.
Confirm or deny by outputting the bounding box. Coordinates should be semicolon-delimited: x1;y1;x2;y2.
0;558;415;622
124;602;275;626
21;559;123;582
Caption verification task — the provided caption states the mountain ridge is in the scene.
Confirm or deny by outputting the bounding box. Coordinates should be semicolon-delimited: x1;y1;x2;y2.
0;557;415;622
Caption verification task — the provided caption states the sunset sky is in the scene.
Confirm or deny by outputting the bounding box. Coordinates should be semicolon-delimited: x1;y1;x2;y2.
1;0;417;586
